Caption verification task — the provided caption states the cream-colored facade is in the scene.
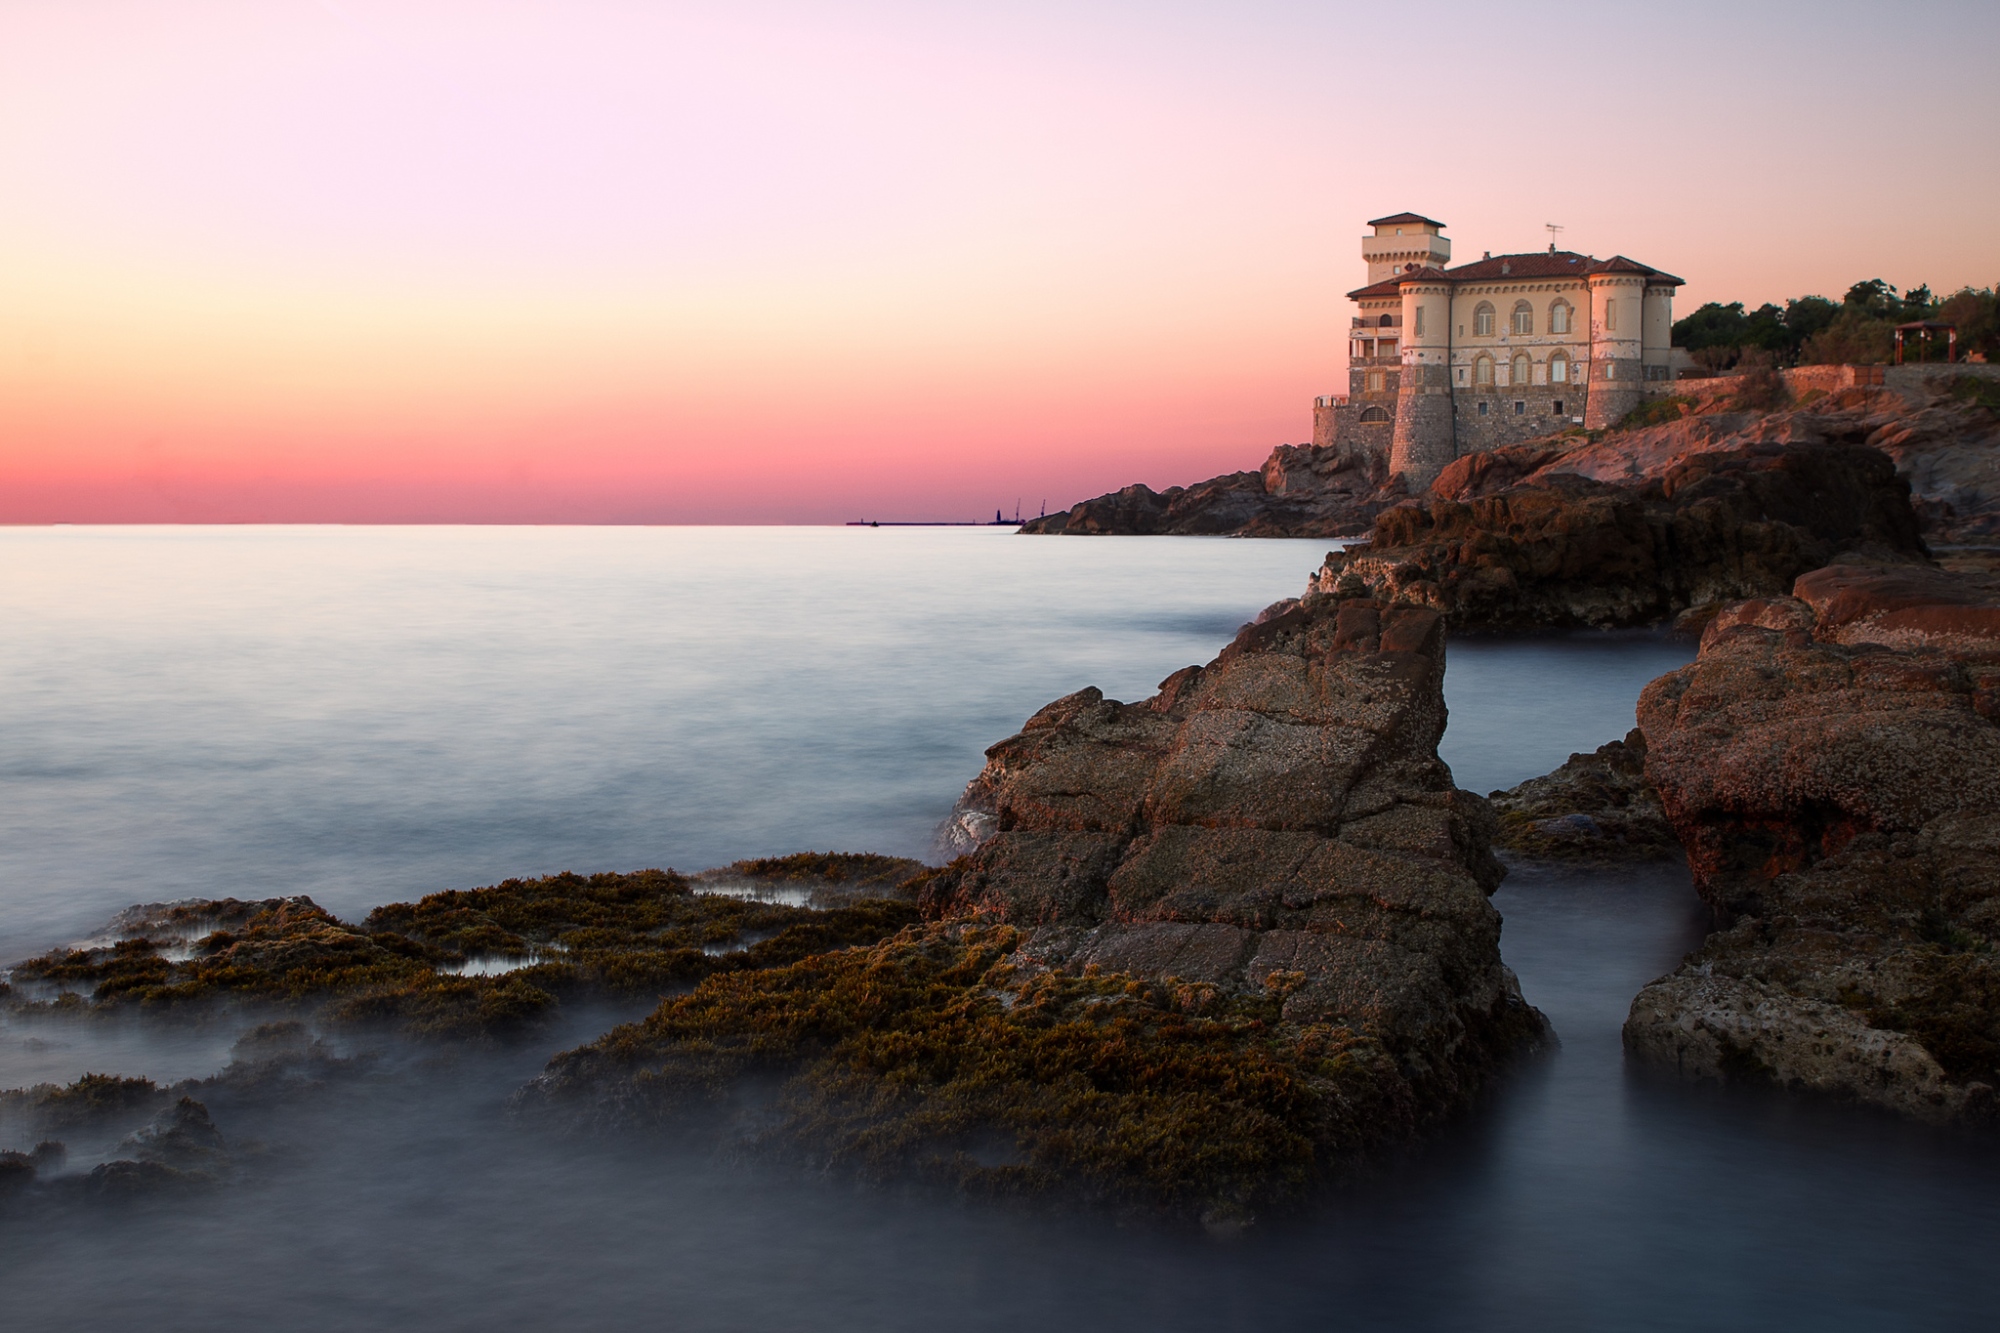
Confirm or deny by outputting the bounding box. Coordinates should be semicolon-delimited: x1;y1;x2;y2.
1320;213;1682;484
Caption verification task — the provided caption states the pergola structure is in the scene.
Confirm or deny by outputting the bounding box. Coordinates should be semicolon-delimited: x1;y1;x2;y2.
1894;320;1958;364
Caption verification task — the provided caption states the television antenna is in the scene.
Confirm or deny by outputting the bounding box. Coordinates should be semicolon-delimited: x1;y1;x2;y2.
1545;222;1565;252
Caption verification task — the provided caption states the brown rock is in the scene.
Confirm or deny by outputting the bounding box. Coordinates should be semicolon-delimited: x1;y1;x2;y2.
1018;443;1397;538
925;593;1545;1091
1487;729;1679;860
1626;565;2000;1121
1312;441;1927;630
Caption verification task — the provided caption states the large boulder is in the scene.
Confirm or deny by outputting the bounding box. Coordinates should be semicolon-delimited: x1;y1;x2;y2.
1626;564;2000;1120
923;594;1541;1085
519;595;1547;1220
1312;441;1927;630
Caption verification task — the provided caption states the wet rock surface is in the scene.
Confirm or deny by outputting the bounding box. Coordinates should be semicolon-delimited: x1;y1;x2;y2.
1487;730;1678;861
1625;564;2000;1121
519;595;1549;1220
1312;441;1927;630
5;863;924;1040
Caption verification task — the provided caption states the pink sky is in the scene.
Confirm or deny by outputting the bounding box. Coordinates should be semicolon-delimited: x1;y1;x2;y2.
4;0;1997;523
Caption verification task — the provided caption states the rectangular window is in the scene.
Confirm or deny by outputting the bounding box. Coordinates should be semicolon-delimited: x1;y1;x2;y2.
1514;401;1526;415
1456;367;1466;382
1553;400;1565;415
1605;299;1618;332
1366;370;1385;392
1415;307;1426;336
1379;339;1398;358
1478;401;1489;416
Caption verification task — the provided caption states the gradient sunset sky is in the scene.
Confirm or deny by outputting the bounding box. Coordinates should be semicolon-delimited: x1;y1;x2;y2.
3;0;1997;523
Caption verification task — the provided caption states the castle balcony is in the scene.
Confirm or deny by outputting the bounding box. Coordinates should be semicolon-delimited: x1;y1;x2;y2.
1349;354;1405;368
1352;314;1403;329
1314;394;1349;409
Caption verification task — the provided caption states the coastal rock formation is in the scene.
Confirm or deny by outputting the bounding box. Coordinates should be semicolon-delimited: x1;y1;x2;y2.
5;863;922;1039
1624;564;2000;1121
520;595;1548;1220
1019;442;1396;538
1310;441;1926;630
1486;730;1678;860
1543;374;2000;542
1022;370;2000;544
921;594;1532;1075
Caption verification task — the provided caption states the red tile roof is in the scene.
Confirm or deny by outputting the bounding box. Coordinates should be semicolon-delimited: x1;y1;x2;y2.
1367;211;1446;228
1346;252;1683;299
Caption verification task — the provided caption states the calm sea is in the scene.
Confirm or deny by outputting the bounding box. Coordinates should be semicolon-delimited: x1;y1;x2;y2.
2;526;1993;1331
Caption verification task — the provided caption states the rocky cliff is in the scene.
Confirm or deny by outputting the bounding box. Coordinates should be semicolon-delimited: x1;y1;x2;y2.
1310;441;1927;630
520;594;1548;1221
1020;371;1999;543
1624;562;2000;1122
1018;441;1397;537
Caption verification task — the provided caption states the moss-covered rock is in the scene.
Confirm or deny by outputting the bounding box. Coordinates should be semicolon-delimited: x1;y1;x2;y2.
518;921;1446;1221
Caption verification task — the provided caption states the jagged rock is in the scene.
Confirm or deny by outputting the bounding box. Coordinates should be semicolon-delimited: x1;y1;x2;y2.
519;595;1547;1218
1311;442;1927;630
1487;730;1678;860
1625;566;2000;1121
924;593;1544;1076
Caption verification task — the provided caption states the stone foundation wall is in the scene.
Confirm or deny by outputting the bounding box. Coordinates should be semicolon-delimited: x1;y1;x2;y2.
1449;385;1585;452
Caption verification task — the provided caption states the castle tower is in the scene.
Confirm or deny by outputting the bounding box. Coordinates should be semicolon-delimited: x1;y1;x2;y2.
1583;263;1648;429
1362;213;1450;284
1389;269;1456;485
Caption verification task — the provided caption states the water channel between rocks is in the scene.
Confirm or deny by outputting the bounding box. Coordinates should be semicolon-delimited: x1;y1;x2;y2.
3;526;1995;1331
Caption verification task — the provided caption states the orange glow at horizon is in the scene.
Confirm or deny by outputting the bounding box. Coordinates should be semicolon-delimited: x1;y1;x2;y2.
4;1;1998;523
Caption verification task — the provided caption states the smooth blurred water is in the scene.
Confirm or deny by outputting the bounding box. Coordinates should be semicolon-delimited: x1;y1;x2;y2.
0;525;1685;958
7;526;1994;1332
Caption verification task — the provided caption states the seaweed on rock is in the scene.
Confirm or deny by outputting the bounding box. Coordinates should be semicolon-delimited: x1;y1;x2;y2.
6;867;921;1040
518;921;1417;1222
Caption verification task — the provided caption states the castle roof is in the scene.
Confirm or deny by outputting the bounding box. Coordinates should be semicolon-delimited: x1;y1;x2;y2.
1346;251;1683;300
1367;211;1445;228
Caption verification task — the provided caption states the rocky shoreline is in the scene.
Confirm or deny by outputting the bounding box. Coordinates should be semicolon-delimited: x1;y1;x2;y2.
1623;562;2000;1121
10;411;2000;1216
517;594;1549;1223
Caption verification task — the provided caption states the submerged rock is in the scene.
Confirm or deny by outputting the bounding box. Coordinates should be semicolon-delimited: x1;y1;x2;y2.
118;1097;228;1172
1487;730;1679;861
6;868;919;1040
1625;565;2000;1121
1311;441;1927;630
520;594;1548;1219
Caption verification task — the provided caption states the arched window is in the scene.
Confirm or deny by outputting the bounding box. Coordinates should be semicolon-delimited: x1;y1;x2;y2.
1511;353;1532;386
1359;406;1390;423
1549;352;1569;384
1379;313;1395;328
1473;302;1496;337
1549;300;1573;335
1474;355;1495;386
1511;301;1534;335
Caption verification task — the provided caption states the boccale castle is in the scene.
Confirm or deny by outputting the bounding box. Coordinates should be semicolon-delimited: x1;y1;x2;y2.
1315;212;1684;485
